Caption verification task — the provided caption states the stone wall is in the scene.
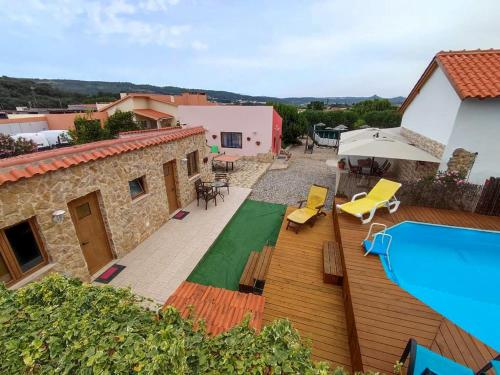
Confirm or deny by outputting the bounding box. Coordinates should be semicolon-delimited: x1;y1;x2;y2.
394;159;440;182
446;148;477;176
0;133;210;282
401;127;446;159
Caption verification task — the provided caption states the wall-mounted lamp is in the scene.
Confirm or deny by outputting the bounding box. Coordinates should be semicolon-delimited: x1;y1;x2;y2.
181;157;188;164
52;209;66;224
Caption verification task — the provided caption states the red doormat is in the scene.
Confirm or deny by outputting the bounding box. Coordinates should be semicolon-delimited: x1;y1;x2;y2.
94;264;126;284
173;210;190;220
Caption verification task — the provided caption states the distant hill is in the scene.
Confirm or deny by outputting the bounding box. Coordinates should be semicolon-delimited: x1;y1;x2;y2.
0;76;405;110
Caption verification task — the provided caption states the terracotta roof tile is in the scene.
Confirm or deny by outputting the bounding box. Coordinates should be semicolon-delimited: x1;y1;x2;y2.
436;49;500;99
400;49;500;112
0;126;205;186
164;281;265;336
133;108;174;121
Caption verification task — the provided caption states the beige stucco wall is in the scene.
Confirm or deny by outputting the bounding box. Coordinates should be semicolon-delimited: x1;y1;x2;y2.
104;97;179;122
0;133;210;282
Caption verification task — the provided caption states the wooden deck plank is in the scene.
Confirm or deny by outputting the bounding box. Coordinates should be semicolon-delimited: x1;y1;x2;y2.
335;204;500;373
262;208;352;372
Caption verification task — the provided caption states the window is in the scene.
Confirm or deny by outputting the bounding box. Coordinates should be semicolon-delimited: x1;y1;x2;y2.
187;150;199;177
0;219;48;285
129;176;146;199
221;132;242;148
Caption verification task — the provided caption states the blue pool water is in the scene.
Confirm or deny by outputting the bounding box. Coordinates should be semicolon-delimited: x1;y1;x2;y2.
376;221;500;351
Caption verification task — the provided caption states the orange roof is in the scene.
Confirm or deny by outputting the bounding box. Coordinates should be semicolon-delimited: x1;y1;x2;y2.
133;109;173;121
0;126;205;186
400;49;500;112
164;281;265;336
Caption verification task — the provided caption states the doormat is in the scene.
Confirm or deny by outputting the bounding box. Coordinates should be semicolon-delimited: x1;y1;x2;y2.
173;210;190;220
94;264;126;284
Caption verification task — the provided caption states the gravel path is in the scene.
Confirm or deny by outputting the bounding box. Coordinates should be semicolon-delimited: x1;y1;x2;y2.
249;146;337;209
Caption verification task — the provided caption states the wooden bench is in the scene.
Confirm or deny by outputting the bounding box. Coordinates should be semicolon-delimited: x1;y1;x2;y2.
323;241;343;285
239;251;259;293
252;246;273;294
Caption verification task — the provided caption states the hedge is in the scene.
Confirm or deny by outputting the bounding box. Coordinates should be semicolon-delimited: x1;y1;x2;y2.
0;274;353;374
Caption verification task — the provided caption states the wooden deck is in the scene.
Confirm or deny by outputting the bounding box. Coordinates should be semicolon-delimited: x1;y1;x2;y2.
334;204;500;373
262;208;352;371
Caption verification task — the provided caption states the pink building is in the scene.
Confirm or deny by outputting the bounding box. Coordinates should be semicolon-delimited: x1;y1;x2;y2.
178;105;282;158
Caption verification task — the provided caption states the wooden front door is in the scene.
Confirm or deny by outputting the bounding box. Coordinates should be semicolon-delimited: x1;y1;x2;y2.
68;192;113;275
163;161;179;213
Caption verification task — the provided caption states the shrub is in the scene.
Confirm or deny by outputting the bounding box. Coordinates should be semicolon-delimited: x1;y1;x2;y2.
0;274;346;374
13;136;37;155
0;134;36;157
0;133;15;158
399;170;482;211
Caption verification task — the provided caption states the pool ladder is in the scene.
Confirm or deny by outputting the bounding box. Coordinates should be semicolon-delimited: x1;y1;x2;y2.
363;223;393;270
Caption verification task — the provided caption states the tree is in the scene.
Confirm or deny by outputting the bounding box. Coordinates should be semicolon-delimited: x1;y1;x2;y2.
268;102;304;146
351;98;394;115
364;110;402;128
104;110;141;137
306;101;325;110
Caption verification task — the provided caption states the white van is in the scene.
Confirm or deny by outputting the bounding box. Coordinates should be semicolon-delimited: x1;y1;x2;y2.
11;133;50;149
39;130;71;147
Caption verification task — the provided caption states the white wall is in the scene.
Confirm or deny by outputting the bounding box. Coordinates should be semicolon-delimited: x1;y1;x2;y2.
178;106;273;156
0;120;49;135
401;66;461;145
440;98;500;184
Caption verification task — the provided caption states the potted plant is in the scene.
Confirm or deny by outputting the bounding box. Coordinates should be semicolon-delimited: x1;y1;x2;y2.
255;141;261;146
212;134;217;139
338;158;346;169
247;136;251;141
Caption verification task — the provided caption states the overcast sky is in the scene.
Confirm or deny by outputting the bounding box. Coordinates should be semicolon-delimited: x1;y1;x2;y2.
1;0;499;98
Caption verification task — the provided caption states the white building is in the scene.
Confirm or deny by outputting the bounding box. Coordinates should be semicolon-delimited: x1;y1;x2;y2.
399;49;500;184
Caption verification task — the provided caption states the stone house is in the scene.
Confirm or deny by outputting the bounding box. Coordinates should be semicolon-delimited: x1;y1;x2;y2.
399;49;500;184
0;127;210;287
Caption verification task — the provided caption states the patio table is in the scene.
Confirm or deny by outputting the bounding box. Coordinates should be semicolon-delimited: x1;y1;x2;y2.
214;154;240;172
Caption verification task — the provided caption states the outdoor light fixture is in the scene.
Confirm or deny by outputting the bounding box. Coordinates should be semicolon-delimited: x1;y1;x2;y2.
181;158;188;164
52;209;66;224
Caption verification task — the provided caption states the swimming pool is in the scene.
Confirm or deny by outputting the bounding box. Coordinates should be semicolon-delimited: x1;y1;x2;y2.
374;221;500;351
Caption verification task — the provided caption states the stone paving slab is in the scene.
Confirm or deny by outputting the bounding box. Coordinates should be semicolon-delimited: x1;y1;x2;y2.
105;187;251;303
249;145;337;209
219;160;270;188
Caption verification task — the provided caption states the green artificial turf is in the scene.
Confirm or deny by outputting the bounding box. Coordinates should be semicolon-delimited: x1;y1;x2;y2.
187;199;286;290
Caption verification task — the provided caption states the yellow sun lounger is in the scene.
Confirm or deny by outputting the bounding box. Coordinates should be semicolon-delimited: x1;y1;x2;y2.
336;178;402;224
286;184;329;233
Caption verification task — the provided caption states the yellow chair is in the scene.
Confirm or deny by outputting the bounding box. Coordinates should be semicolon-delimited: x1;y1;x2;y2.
286;184;329;233
336;178;402;224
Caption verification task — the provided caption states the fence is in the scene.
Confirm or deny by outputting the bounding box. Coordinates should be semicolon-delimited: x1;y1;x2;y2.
475;177;500;216
336;173;485;213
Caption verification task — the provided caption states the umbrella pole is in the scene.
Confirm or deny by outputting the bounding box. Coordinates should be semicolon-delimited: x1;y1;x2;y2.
370;157;375;175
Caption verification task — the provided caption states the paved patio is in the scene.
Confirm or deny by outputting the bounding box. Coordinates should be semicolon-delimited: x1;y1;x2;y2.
104;186;251;303
225;160;270;188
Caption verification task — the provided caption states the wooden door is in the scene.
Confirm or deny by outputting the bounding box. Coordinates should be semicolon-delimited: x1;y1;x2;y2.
163;161;179;213
68;192;113;274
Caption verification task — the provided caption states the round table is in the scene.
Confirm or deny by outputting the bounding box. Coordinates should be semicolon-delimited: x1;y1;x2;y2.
210;181;225;201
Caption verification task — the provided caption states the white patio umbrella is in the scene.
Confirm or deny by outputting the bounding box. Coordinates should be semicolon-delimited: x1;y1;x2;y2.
338;136;440;163
340;127;407;144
